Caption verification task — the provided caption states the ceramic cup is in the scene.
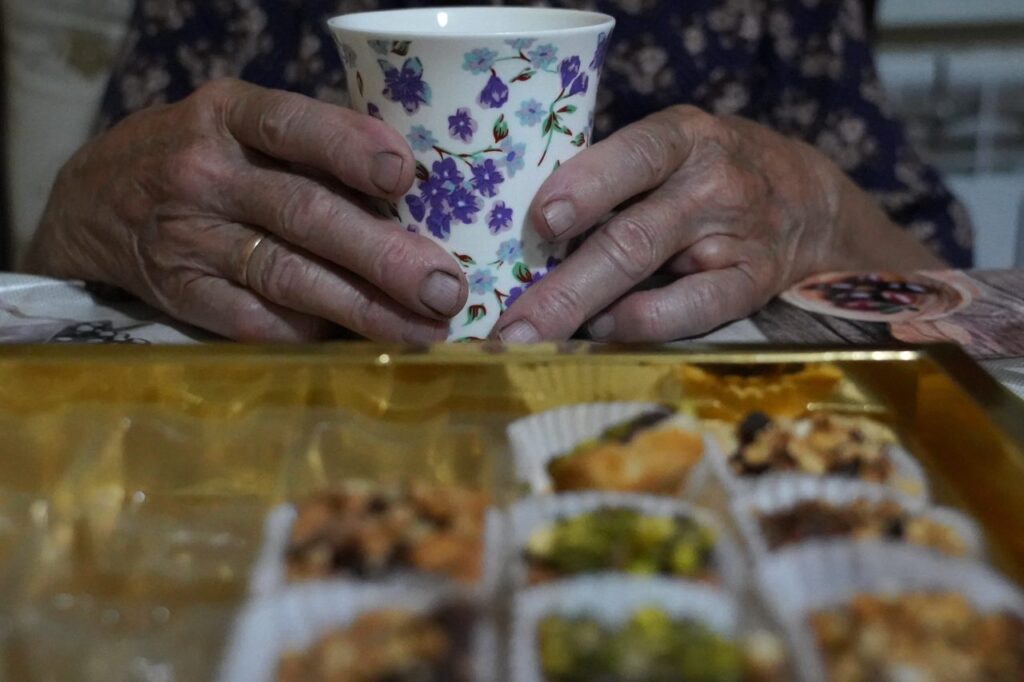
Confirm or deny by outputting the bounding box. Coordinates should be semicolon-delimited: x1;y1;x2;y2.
328;8;615;340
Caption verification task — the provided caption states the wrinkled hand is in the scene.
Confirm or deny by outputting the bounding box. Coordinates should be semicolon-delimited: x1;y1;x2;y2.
493;105;943;343
27;79;467;342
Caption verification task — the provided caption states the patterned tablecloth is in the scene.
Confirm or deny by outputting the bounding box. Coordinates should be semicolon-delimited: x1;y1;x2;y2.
1;273;1022;400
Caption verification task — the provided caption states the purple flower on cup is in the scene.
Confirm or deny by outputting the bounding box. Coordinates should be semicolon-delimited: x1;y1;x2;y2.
419;175;450;210
488;202;514;234
559;56;581;89
471;159;504;198
590;32;609;71
515;99;546;127
528;43;559;69
380;57;432;114
405;194;426;222
468;268;498;295
432;157;464;187
448;186;481;224
462;48;498;75
426;206;453;240
568;72;589;97
447;108;477;143
406;125;438;152
499;139;527;177
478;74;510;109
497;239;523;263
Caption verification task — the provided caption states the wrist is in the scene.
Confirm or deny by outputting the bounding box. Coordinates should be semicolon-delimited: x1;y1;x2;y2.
815;158;946;273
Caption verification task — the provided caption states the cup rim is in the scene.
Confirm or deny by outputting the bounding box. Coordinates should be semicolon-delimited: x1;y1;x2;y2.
327;7;615;39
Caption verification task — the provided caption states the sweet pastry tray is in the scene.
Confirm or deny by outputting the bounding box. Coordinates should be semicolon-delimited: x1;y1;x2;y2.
0;342;1021;681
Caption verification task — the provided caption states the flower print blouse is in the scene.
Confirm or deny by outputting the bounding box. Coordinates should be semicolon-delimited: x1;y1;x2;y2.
98;0;974;267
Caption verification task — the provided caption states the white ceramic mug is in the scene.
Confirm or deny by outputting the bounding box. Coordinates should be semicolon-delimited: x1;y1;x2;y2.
328;7;615;340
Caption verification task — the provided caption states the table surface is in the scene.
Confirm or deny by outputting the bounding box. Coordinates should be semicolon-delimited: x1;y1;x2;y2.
1;272;1022;399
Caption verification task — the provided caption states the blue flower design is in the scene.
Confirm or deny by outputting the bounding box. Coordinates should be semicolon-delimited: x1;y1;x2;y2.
497;239;523;263
488;202;514;234
528;43;559;69
469;268;498;295
471;159;504;198
505;38;536;51
590;32;610;71
419;175;450;210
515;99;546;127
405;194;426;222
499;139;527;178
448;186;481;224
559;56;582;89
462;48;498;75
426;206;453;240
568;72;589;97
380;57;432;114
406;125;438;152
478;74;510;109
447;108;477;143
433;157;464;187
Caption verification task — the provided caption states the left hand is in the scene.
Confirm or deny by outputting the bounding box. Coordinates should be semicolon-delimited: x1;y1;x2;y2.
491;105;945;343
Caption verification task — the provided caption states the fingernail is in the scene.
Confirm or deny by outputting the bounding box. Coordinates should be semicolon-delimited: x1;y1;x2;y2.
588;313;615;340
371;152;405;194
498;319;541;344
542;200;576;237
419;271;462;317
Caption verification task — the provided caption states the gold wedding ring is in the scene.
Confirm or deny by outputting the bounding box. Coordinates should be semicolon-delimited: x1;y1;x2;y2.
238;233;266;289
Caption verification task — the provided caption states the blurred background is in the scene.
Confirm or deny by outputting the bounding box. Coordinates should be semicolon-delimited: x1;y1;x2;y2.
1;0;1023;270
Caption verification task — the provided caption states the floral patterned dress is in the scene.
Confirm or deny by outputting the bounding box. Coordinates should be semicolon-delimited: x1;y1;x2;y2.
99;0;974;266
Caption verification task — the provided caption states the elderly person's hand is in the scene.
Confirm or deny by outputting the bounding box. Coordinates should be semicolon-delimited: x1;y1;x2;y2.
26;79;467;342
493;105;945;343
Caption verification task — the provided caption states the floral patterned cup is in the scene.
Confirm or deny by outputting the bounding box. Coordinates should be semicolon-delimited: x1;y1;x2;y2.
328;8;615;340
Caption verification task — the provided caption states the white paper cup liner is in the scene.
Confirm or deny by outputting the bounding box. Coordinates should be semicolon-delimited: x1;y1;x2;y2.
731;475;982;562
248;503;504;598
507;402;701;494
220;582;493;682
506;492;745;593
510;576;739;682
695;428;929;501
756;541;1024;682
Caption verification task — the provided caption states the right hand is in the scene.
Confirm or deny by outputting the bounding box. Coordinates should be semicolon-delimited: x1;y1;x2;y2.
25;79;468;342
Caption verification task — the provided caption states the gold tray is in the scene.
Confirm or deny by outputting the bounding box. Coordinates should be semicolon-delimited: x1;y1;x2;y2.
0;342;1022;680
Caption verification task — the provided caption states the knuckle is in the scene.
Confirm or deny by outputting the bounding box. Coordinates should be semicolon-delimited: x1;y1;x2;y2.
623;124;672;183
255;93;308;151
597;217;661;279
164;141;225;196
689;238;732;272
633;297;676;341
345;289;385;336
274;180;323;244
192;78;237;106
227;297;276;341
369;231;415;285
684;281;723;334
258;246;310;303
533;285;588;332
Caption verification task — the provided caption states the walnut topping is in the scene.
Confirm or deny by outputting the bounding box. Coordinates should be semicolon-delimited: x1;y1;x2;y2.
285;481;487;584
730;412;897;483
